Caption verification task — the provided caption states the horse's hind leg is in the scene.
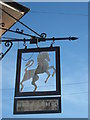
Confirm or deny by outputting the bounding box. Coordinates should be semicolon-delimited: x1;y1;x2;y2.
45;70;50;83
32;74;39;92
20;79;24;92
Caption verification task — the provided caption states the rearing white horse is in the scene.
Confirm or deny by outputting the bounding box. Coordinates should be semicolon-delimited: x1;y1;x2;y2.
20;52;56;92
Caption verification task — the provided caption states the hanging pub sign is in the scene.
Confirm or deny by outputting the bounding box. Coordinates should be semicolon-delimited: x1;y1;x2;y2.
14;46;61;114
15;47;61;97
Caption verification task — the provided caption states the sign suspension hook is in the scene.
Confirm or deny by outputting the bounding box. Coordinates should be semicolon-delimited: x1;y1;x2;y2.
36;38;39;48
23;38;27;49
50;38;55;47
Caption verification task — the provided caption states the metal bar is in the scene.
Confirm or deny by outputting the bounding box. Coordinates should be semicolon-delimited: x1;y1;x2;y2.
0;8;42;37
0;27;34;37
30;37;78;44
0;37;78;43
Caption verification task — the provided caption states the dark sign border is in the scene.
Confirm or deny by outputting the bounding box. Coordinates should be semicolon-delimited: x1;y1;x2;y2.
14;97;61;114
15;47;61;97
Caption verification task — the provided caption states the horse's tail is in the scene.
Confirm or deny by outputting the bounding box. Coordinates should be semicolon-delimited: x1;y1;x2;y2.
25;59;34;72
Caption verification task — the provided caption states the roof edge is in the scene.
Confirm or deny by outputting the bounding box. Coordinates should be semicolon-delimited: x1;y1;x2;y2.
4;1;30;14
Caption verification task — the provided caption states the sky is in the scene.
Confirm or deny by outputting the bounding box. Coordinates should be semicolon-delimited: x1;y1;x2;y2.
0;2;88;118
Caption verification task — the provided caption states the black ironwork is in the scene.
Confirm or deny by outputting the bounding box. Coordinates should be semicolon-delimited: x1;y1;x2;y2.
0;36;78;60
50;39;55;47
0;41;13;61
0;36;78;43
0;22;5;27
23;38;27;49
16;28;24;34
0;8;42;37
41;33;47;38
0;27;34;37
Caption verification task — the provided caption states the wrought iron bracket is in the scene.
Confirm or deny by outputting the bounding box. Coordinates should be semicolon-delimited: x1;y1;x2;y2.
0;36;78;61
0;41;13;61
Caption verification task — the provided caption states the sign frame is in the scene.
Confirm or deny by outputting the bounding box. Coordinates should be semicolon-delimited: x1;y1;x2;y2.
15;47;61;97
14;97;61;114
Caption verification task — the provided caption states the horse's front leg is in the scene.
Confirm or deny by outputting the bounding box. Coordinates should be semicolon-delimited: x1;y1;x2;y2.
52;66;56;77
48;66;56;77
45;70;50;83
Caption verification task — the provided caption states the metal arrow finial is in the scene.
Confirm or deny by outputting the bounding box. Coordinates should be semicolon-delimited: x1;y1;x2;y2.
69;37;78;40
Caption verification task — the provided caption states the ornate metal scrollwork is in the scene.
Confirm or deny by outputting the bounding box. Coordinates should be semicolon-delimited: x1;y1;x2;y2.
41;33;47;38
16;28;24;34
0;41;13;61
0;22;5;27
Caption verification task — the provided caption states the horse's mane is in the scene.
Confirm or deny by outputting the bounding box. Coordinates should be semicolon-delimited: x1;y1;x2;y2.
37;52;49;62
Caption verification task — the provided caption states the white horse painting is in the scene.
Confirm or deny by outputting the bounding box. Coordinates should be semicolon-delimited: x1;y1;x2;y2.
20;52;56;92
